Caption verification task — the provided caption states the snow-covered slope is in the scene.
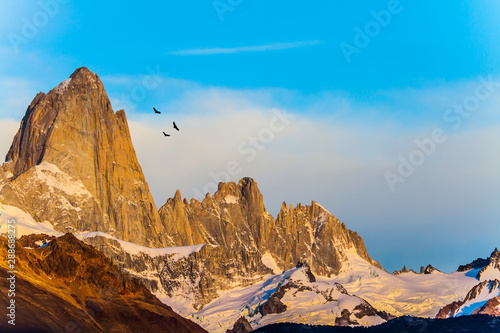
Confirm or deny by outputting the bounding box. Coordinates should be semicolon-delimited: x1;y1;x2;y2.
332;250;481;318
436;249;500;318
160;263;386;333
76;231;205;260
0;203;62;237
0;204;204;268
457;280;500;316
156;249;495;333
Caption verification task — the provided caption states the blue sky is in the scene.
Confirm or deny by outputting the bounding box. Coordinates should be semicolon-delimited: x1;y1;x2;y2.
1;0;500;272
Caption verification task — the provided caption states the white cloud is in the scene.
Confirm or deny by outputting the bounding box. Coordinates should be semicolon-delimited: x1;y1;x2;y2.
167;40;324;56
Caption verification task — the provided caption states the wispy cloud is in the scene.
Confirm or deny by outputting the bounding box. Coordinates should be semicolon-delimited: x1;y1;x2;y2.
167;40;324;56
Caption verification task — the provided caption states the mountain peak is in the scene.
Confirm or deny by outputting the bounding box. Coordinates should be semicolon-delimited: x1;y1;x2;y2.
238;177;255;187
70;66;95;78
46;67;102;97
174;189;182;202
2;67;171;247
457;248;500;280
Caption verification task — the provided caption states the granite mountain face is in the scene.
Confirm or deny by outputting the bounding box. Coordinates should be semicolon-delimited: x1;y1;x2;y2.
159;178;382;276
1;67;172;247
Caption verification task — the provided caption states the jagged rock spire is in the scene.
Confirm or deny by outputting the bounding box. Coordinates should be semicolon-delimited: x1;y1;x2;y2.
2;67;172;247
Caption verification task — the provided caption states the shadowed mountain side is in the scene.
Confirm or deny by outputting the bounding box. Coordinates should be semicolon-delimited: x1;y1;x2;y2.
0;234;206;333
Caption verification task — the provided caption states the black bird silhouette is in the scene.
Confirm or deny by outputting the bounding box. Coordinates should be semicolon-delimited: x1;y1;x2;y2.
163;132;170;137
173;122;179;131
154;107;161;114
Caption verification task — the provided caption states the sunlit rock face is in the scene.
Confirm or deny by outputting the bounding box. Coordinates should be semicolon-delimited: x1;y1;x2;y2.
2;67;172;247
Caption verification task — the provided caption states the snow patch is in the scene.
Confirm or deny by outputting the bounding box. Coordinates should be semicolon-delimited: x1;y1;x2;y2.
224;195;238;204
0;204;62;238
478;265;500;282
34;161;92;198
53;78;72;94
314;202;331;215
75;231;205;260
261;252;281;275
5;171;13;179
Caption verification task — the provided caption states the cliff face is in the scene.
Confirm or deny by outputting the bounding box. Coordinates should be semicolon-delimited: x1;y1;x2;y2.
159;178;275;253
2;67;171;247
273;200;382;276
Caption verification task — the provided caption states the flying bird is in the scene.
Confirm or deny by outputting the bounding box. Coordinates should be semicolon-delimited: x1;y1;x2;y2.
163;132;170;137
154;107;161;114
173;122;179;131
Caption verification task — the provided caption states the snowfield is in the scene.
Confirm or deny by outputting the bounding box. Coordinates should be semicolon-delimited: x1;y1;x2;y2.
331;250;484;317
159;249;496;333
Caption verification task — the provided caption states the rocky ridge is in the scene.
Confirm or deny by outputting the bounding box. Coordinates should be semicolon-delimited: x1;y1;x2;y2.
159;178;381;274
458;248;500;280
154;178;382;309
436;249;500;319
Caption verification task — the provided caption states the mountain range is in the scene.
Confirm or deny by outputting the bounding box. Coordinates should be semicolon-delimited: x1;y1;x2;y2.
0;67;499;332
